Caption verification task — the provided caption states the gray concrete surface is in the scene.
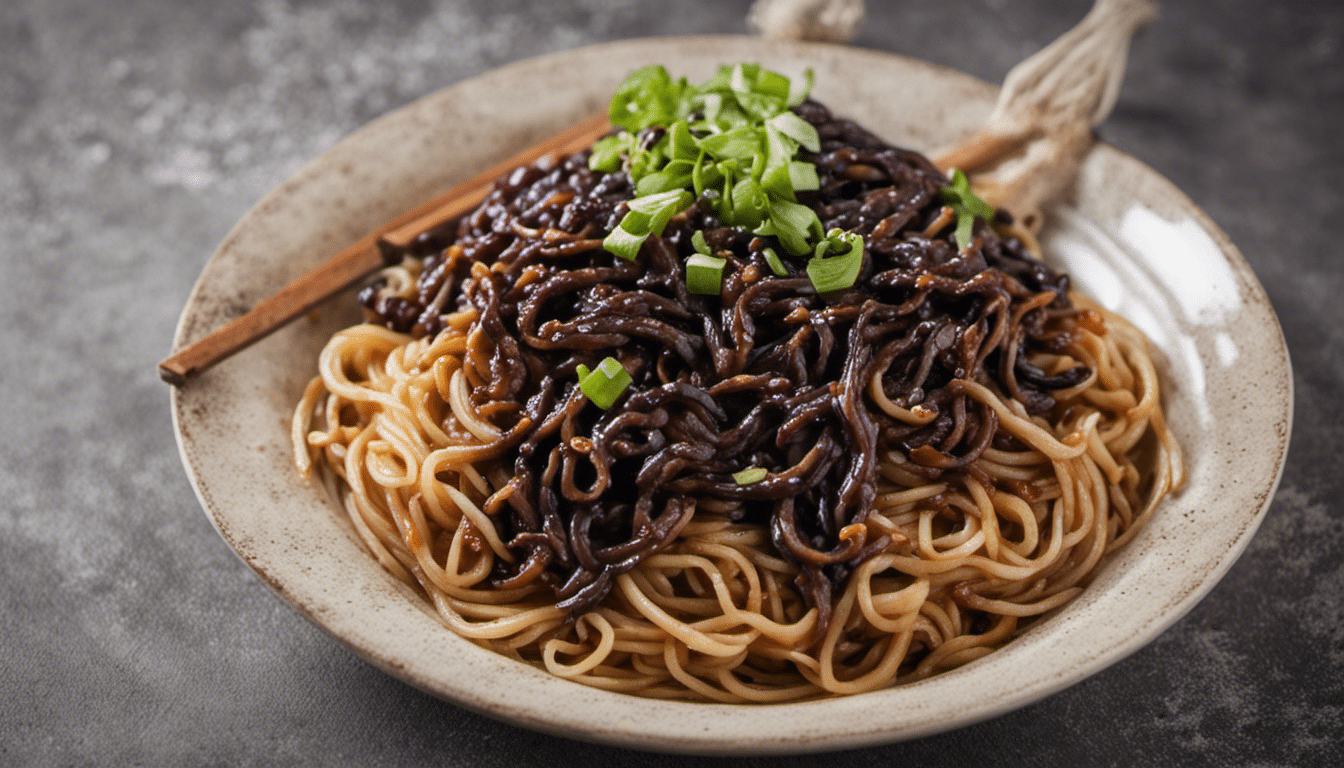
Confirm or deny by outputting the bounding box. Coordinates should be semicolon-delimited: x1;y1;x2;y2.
2;0;1340;765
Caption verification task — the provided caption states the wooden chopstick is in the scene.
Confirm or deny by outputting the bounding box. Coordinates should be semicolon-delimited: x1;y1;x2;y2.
933;129;1038;174
159;111;611;385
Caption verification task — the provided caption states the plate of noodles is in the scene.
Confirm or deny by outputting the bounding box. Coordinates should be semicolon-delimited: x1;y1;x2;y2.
170;36;1291;753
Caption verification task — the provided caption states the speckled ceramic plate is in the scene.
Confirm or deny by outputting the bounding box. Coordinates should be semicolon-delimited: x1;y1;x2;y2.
170;36;1291;754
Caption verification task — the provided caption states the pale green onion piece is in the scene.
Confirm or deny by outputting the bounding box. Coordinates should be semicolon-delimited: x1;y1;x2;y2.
698;128;760;160
728;62;755;93
955;215;974;250
626;188;690;216
691;230;710;255
942;168;995;217
758;126;797;198
940;168;995;249
602;225;648;261
578;356;632;410
608;65;691;132
644;190;693;236
668;121;697;160
635;171;675;196
636;163;693;196
711;101;751;130
755;70;791;100
589;135;627;172
760;161;792;199
733;466;768;485
756;199;822;256
686;253;727;295
762;247;788;276
935;169;999;251
700;92;723;123
729;177;769;227
788;161;819;192
734;91;780;120
967;195;995;219
766;113;820;153
786;69;814;107
603;189;692;260
806;231;864;293
620;209;653;235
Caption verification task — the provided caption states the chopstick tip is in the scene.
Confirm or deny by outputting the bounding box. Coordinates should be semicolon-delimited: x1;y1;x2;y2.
158;359;190;386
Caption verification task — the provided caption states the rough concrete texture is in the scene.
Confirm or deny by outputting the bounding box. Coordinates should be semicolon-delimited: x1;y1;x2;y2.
1;0;1340;765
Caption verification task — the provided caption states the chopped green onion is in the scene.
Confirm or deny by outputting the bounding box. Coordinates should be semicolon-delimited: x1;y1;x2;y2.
699;92;723;123
635;162;694;196
788;161;819;192
602;224;648;262
597;63;832;263
755;199;822;256
940;168;996;249
605;189;693;260
754;70;791;101
686;253;727;295
698;127;761;160
728;62;755;93
691;230;710;255
806;230;865;294
729;177;769;227
734;91;780;120
733;466;768;485
759;128;797;198
691;152;720;197
578;356;632;410
608;65;687;131
785;69;814;107
955;215;974;250
667;121;697;161
588;134;629;172
944;169;995;217
626;188;691;216
766;113;820;153
619;209;653;236
762;247;788;276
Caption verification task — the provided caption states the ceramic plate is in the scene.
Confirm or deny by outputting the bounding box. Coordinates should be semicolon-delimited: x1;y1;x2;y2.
170;36;1291;754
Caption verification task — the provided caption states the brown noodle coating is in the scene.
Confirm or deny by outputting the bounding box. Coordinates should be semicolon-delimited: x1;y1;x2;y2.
295;99;1182;700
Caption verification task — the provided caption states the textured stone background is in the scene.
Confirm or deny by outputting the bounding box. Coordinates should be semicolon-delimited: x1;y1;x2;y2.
2;0;1341;765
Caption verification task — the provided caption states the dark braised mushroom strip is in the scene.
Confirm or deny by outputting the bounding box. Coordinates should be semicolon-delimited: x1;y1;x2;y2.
362;100;1085;633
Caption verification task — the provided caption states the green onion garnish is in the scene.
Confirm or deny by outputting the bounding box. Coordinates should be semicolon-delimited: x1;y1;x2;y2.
602;189;693;261
627;188;694;221
588;136;626;172
593;63;828;262
691;229;710;255
577;357;632;410
762;247;788;276
787;161;820;193
939;168;996;250
765;113;820;153
601;225;648;262
805;229;865;294
755;198;823;257
686;253;727;295
733;466;768;485
955;214;974;250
